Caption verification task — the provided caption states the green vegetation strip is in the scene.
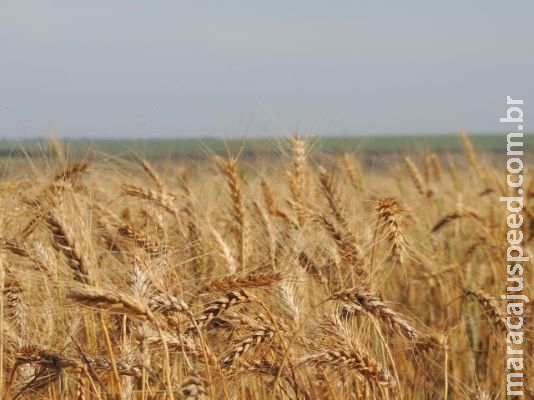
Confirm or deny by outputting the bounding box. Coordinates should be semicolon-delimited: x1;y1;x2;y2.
0;133;531;158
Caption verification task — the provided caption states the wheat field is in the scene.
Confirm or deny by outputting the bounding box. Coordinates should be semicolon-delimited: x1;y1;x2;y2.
0;135;531;399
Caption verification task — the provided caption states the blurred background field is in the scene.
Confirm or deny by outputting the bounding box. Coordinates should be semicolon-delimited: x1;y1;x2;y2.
1;133;532;160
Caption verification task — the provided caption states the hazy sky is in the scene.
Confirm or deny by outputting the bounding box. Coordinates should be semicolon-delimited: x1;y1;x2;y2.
1;1;533;139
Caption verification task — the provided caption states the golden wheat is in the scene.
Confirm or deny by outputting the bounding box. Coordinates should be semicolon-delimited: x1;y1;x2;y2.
0;134;529;399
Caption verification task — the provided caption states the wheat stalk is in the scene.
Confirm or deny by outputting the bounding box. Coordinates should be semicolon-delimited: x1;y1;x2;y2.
465;289;507;334
216;156;247;271
376;196;407;265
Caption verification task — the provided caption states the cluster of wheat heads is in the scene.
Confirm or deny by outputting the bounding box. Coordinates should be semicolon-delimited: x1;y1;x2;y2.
0;135;532;399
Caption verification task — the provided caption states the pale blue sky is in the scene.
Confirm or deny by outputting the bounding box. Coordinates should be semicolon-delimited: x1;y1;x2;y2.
1;1;533;139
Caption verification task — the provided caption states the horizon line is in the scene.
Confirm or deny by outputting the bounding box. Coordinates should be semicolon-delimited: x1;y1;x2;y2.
0;131;519;142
